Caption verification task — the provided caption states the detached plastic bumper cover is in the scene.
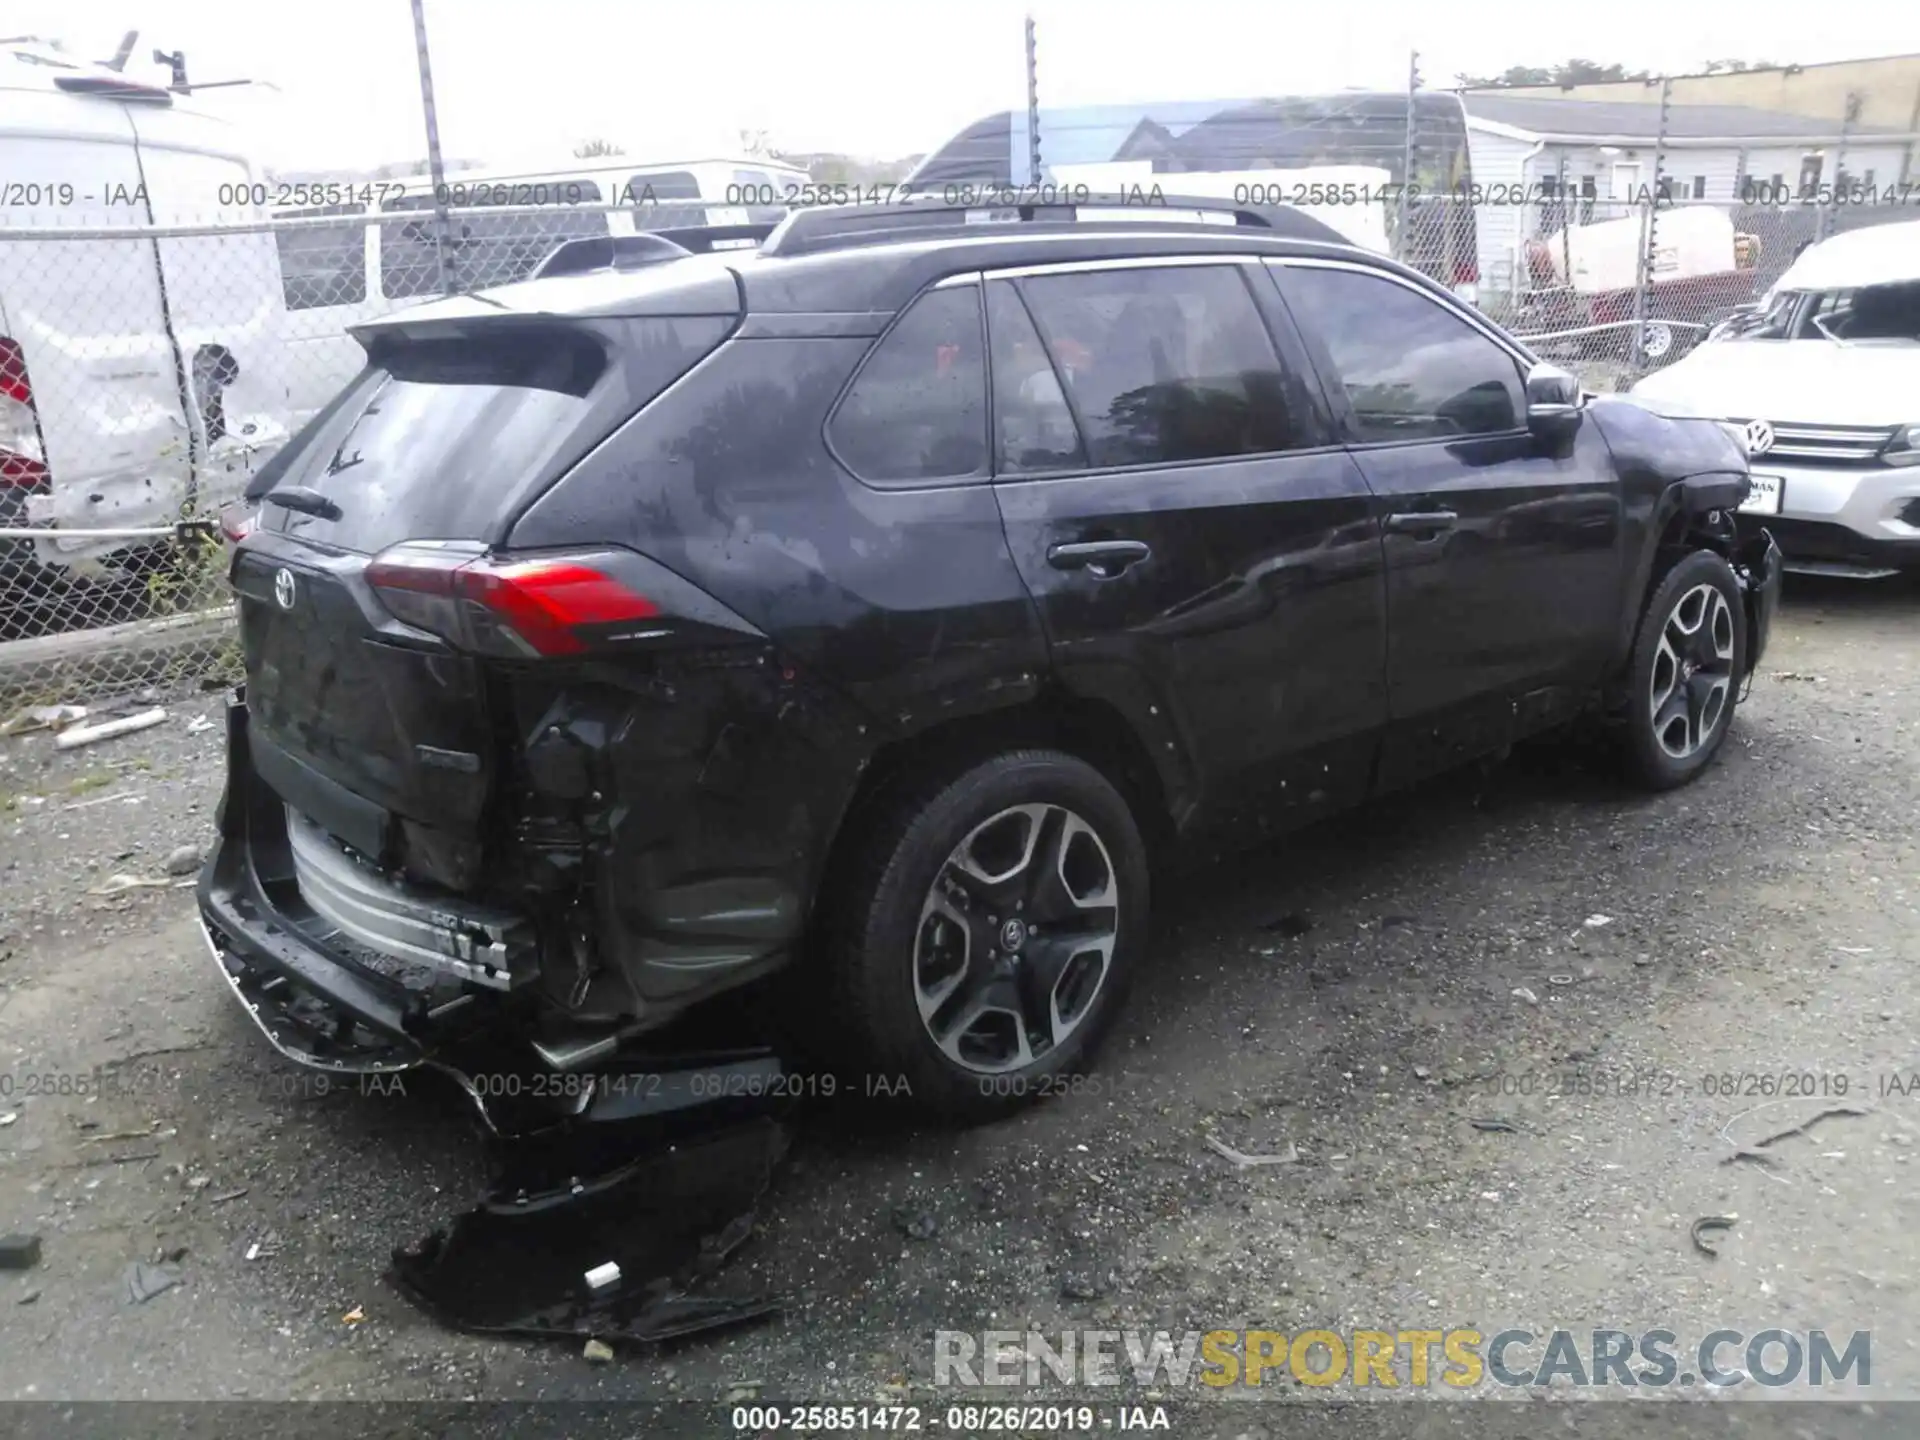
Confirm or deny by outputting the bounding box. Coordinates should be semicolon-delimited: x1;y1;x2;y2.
196;695;500;1073
1735;528;1783;677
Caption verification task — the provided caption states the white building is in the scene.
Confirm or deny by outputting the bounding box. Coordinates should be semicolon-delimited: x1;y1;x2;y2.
1459;94;1912;305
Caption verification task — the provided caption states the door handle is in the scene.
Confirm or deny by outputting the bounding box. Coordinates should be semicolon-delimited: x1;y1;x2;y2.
1047;539;1151;577
1383;510;1459;537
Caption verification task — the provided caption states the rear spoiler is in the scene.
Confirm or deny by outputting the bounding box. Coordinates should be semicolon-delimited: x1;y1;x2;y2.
533;224;776;280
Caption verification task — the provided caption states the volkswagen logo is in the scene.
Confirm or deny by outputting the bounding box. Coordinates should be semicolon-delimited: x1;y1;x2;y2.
1743;418;1775;456
273;567;297;611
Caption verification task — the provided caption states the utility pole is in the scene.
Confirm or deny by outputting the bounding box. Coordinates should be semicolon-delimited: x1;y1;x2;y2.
1397;50;1419;263
1629;76;1672;371
409;0;455;294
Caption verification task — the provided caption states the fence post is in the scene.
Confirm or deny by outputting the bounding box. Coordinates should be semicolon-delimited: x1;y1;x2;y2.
1628;76;1672;372
1820;90;1862;242
408;0;456;295
1396;50;1419;263
1024;14;1042;186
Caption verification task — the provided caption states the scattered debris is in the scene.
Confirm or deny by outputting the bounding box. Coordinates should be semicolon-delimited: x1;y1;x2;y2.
1583;914;1614;928
1750;1106;1872;1151
342;1306;365;1325
1547;973;1575;986
0;1112;17;1128
1;704;88;737
1203;1135;1300;1168
125;1261;182;1304
86;873;174;897
81;1123;167;1144
55;707;167;751
725;1383;762;1404
185;1175;213;1191
16;1288;39;1306
1690;1214;1738;1258
583;1337;615;1365
1772;671;1825;683
185;714;215;735
584;1261;622;1292
1060;1271;1108;1301
244;1233;279;1262
1833;946;1874;956
207;1188;250;1206
0;1234;42;1270
892;1209;940;1242
1470;1117;1523;1134
1412;1065;1432;1081
1511;986;1539;1005
1720;1148;1781;1169
162;844;202;877
1262;912;1313;938
391;1098;789;1345
96;1150;161;1166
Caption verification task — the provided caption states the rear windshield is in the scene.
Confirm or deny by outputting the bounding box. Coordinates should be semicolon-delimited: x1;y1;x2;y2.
256;317;731;552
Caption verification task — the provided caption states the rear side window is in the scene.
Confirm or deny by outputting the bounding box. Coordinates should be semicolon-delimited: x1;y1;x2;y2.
275;205;367;310
987;279;1085;473
381;184;611;299
1014;264;1310;467
829;285;988;483
261;317;731;552
1278;265;1523;442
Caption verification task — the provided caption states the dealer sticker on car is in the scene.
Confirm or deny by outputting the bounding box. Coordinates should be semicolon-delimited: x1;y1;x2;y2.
1740;472;1783;515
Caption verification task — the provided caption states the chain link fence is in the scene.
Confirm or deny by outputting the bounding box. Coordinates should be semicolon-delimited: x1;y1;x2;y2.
3;75;1918;707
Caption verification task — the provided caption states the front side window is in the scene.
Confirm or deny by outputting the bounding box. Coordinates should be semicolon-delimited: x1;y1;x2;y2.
829;285;987;483
1013;264;1311;468
1278;265;1523;442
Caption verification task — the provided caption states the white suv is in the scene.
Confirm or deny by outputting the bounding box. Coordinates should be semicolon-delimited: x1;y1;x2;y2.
1631;219;1920;577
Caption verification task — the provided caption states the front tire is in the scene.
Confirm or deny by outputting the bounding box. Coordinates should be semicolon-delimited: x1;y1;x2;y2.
822;749;1149;1123
1620;549;1746;790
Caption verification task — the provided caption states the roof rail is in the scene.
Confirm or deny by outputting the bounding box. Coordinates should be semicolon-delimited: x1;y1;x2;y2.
760;192;1347;257
532;223;776;280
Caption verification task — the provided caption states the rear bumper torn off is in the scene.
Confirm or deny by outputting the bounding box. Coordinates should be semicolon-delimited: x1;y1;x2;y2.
197;694;508;1073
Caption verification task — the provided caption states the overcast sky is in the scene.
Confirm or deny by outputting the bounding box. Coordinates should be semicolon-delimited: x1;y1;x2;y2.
9;1;1915;170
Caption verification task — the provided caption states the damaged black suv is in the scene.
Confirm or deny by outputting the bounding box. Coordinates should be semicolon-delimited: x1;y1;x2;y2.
200;196;1781;1122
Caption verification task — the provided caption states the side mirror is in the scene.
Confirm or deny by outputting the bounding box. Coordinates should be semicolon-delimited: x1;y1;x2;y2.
1525;360;1583;441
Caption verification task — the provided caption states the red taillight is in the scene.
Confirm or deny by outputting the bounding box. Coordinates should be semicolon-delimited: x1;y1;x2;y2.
366;545;660;657
219;501;257;543
0;336;45;490
0;338;32;407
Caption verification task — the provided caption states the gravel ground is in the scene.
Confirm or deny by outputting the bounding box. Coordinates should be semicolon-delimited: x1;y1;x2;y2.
2;577;1918;1435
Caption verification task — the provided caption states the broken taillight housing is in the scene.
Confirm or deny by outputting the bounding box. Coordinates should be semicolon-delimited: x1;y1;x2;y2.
366;543;662;657
0;337;48;491
218;501;257;543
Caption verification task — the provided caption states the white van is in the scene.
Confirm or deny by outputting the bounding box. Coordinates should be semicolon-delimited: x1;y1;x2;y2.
0;40;291;577
271;156;811;421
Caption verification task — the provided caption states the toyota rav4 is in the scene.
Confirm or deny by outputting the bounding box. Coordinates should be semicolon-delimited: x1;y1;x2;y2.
199;196;1782;1122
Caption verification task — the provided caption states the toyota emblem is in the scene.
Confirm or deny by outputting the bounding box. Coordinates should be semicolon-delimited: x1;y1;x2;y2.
273;567;297;611
1743;418;1775;456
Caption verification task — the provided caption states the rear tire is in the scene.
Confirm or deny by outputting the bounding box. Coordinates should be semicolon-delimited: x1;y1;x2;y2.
1619;549;1746;790
820;749;1149;1123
